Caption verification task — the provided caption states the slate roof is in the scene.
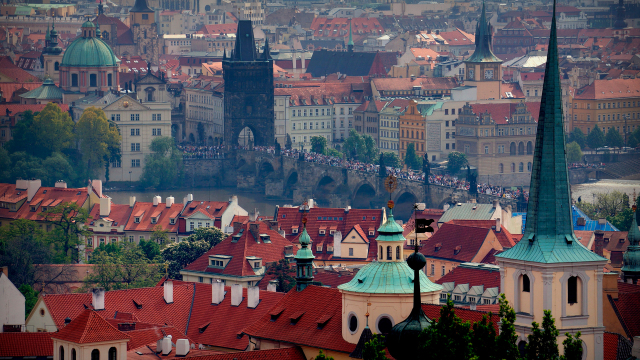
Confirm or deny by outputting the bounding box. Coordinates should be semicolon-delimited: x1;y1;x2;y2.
419;223;495;262
241;286;356;354
51;309;130;344
19;78;63;100
0;332;53;357
182;220;295;277
305;50;392;77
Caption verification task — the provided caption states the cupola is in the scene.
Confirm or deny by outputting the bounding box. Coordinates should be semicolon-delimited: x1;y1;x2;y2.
622;206;640;284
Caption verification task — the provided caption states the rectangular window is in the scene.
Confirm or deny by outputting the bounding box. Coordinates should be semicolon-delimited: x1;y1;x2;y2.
152;114;156;121
131;128;140;136
152;128;162;136
129;236;134;242
568;277;578;304
431;264;435;275
131;159;140;167
71;73;78;87
131;143;140;151
89;74;97;87
349;248;354;256
441;266;445;276
484;145;489;154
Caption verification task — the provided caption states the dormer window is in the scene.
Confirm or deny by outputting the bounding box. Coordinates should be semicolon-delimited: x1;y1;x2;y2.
319;229;326;235
253;261;261;269
368;230;375;236
330;230;335;235
135;217;140;223
151;217;157;224
170;218;176;225
317;245;323;252
260;234;271;243
292;227;299;234
30;206;36;212
327;245;334;252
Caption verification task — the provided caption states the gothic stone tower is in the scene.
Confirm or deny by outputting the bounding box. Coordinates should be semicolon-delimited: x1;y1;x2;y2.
495;1;607;359
223;20;274;146
129;0;160;64
464;1;502;100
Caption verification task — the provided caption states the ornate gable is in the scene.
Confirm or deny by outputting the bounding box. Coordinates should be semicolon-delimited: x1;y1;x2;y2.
103;95;149;111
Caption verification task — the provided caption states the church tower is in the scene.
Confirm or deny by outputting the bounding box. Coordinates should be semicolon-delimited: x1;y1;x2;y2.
294;218;314;292
613;0;628;29
622;207;640;284
495;2;607;359
129;0;159;64
464;2;502;100
223;19;274;146
42;21;63;82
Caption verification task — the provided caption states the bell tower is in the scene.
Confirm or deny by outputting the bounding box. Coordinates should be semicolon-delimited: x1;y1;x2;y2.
129;0;159;64
42;21;63;82
495;2;607;359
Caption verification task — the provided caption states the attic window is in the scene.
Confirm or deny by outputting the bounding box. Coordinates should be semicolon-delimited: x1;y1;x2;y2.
260;234;271;243
330;230;335;235
269;308;285;321
316;314;332;329
435;243;442;252
199;322;210;333
292;228;299;234
41;207;47;212
368;230;375;236
135;217;140;223
289;311;305;325
454;246;461;255
170;218;176;225
317;245;322;252
319;229;326;235
30;206;36;212
151;217;157;224
133;300;143;309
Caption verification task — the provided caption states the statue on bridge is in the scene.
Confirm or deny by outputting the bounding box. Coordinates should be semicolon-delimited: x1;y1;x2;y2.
423;153;430;186
467;165;477;195
379;153;386;177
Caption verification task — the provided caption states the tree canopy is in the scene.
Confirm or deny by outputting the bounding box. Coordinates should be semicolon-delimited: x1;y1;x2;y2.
75;107;121;178
605;127;624;148
569;128;586;149
566;141;583;163
311;136;328;154
342;129;379;163
404;143;422;170
141;136;184;189
447;152;468;175
587;125;605;150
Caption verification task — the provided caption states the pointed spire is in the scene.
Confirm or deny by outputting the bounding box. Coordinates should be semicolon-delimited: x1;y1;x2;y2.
465;1;500;63
495;0;605;264
262;38;271;60
98;0;104;15
45;23;51;42
223;48;227;60
622;206;640;284
347;18;354;52
295;217;315;291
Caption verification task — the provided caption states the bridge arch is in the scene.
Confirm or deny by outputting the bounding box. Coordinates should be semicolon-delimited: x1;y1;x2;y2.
352;181;377;209
314;175;338;207
260;161;275;177
394;190;419;222
285;170;298;198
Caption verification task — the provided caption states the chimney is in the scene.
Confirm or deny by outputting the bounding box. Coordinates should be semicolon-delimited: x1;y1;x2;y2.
1;266;8;277
231;284;242;306
333;231;342;257
249;223;260;240
16;179;42;202
301;51;306;69
212;281;224;304
292;50;296;70
187;194;193;202
249;209;259;222
153;195;161;206
495;218;501;232
162;336;172;355
633;337;640;359
55;180;67;188
229;195;238;206
91;180;102;197
129;196;136;208
156;340;163;353
492;200;499;208
308;199;314;208
594;230;604;257
92;288;105;310
267;280;277;292
164;280;173;303
166;196;175;208
470;303;476;310
99;196;111;217
247;286;259;308
176;339;189;356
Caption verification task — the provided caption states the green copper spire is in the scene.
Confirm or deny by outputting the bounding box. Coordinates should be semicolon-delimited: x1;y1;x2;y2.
347;19;354;52
45;23;51;42
622;208;640;283
465;1;501;63
376;206;405;242
295;220;315;291
496;0;605;264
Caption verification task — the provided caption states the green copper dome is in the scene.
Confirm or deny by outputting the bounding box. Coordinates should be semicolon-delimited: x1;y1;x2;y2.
338;261;441;294
82;21;96;28
622;212;640;273
61;36;117;67
295;227;314;260
376;208;405;242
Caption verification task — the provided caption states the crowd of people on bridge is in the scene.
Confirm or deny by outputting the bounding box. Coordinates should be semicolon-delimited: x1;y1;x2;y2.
568;162;606;169
178;145;227;159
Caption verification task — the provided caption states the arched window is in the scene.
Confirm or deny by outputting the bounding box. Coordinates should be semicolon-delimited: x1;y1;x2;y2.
510;142;516;155
72;349;76;360
103;31;110;40
511;163;515;172
91;349;99;360
108;348;116;360
204;4;211;10
518;142;524;155
568;276;578;304
379;246;382;259
386;246;392;260
60;346;64;360
522;274;530;292
54;61;59;71
519;162;524;172
107;73;112;87
377;316;393;334
527;162;532;172
71;73;78;87
526;141;533;154
396;246;400;259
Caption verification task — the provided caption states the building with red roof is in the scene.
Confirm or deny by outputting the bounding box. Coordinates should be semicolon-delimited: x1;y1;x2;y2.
181;220;295;287
0;332;53;359
371;76;459;99
0;56;40;83
85;201;134;261
178;196;247;238
0;103;69;147
274;205;384;264
418;222;505;282
435;262;501;308
124;196;183;244
310;18;383;41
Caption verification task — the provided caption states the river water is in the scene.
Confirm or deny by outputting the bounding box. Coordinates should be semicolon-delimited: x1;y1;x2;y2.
104;179;640;220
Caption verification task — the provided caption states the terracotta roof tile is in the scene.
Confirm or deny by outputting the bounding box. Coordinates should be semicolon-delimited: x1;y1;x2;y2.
198;23;237;35
51;309;130;344
445;220;517;248
0;332;53;357
420;223;496;262
435;265;501;291
573;78;640;100
422;303;499;333
14;186;87;222
185;347;306;360
124;202;182;233
469;102;540;125
310;18;383;38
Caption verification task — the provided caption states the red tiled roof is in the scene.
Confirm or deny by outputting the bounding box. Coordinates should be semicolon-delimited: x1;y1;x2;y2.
198;23;238;35
14;186;87;222
0;103;67;119
275;83;365;106
125;324;193;351
124;201;182;233
603;331;633;360
422;303;499;333
310;18;384;38
609;282;640;339
88;203;133;227
186;282;285;350
179;200;229;230
372;76;458;92
257;269;355;291
480;249;502;264
51;309;130;344
0;57;40;82
420;223;496;262
242;286;355;354
276;206;383;261
573;78;640;100
501;82;525;99
185;347;306;360
438;28;474;46
469;102;541;125
0;83;42;102
436;265;501;291
0;332;53;357
445;220;517;248
183;220;295;277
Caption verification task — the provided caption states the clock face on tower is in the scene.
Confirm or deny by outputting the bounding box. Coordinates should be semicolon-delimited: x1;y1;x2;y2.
484;69;494;79
468;68;474;80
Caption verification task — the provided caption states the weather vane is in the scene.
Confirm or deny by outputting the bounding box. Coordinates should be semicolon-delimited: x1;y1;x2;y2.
384;174;397;209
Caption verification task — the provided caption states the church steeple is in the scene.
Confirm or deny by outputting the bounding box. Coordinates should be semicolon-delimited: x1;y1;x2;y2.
614;0;627;29
262;38;272;60
294;218;314;291
233;20;257;61
465;1;500;63
496;0;604;264
347;18;354;52
622;206;640;284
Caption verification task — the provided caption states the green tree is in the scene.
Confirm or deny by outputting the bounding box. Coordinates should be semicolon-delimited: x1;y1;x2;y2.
560;332;583;360
197;122;205;144
404;143;422;170
314;350;334;360
608;207;634;231
629;133;639;148
85;243;161;290
566;142;583;163
5;110;36;155
162;239;210;280
140;137;184;189
0;219;50;288
41;152;76;186
266;258;296;292
569;128;586;149
471;313;497;360
184;226;226;248
325;148;342;158
363;334;388;360
75;107;121;178
605;127;624;148
496;294;520;360
382;152;400;169
447;151;468;175
32;103;75;158
0;147;11;183
420;298;473;360
342;129;379;163
18;284;39;318
139;239;161;261
575;191;629;220
285;134;292;150
149;225;170;245
43;202;90;263
587;125;605;150
525;310;560;360
311;136;327;154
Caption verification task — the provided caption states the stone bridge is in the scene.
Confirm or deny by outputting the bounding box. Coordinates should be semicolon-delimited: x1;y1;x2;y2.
183;150;519;219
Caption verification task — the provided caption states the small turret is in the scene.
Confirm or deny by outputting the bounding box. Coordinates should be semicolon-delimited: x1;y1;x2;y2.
622;206;640;284
347;19;354;52
294;217;314;291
